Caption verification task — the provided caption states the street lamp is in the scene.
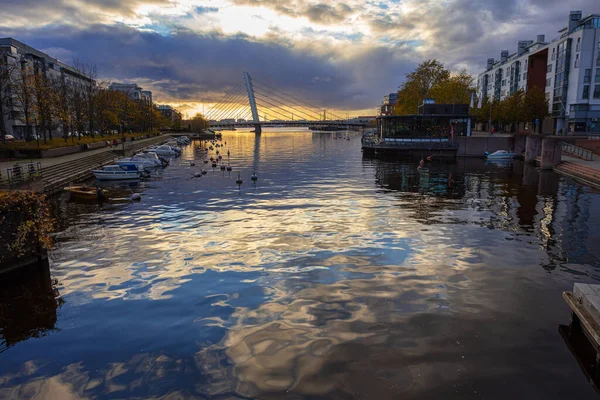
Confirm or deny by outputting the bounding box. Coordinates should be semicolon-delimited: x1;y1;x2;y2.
35;117;40;150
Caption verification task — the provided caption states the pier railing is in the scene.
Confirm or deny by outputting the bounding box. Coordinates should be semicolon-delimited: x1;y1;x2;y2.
562;142;594;161
0;162;43;188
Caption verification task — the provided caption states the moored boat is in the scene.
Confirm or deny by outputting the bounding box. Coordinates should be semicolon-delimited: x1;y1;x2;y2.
92;164;141;180
484;150;517;159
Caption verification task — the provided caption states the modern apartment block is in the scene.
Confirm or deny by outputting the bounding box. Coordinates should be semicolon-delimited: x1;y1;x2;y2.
477;10;600;134
0;37;94;139
157;104;181;124
109;83;152;105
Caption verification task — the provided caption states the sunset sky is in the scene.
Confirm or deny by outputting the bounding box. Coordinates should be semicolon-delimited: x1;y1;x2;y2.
0;0;597;117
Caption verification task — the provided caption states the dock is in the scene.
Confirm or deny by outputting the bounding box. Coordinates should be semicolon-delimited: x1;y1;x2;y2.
563;284;600;360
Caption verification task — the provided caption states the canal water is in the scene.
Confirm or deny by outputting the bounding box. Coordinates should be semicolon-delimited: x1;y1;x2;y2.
2;129;600;399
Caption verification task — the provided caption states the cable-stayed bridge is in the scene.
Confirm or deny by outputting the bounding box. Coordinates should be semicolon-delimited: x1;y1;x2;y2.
205;72;371;133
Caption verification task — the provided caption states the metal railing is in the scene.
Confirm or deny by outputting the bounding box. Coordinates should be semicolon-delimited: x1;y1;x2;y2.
1;162;43;186
562;142;594;161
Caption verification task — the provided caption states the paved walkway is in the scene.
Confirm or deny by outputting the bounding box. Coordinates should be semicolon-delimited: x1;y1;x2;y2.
0;136;165;173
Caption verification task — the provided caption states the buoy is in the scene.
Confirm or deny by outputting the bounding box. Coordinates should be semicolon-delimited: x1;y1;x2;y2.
194;172;202;177
251;172;258;182
218;155;222;160
212;162;217;168
210;156;214;161
130;193;142;201
225;141;227;145
201;169;207;175
236;173;243;185
226;165;232;172
220;165;226;171
216;150;219;155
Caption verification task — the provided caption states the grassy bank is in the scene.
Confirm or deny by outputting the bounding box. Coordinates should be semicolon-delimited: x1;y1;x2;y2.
1;132;159;151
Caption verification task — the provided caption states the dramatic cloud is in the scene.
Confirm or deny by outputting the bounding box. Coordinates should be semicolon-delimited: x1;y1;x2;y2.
0;0;597;115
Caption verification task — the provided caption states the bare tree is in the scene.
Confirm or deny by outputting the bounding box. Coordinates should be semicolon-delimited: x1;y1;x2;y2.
74;59;98;137
10;60;37;140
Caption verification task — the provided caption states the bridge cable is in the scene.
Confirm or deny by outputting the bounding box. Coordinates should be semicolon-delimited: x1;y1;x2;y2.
205;83;247;119
204;83;246;118
252;85;324;121
209;89;249;121
253;79;345;120
253;89;322;121
254;100;294;121
207;88;247;120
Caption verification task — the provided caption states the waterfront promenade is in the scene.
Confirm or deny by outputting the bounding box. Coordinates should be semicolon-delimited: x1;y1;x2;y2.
0;135;166;172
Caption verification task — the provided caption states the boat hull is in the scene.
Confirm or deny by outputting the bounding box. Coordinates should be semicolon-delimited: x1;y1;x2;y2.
92;171;140;180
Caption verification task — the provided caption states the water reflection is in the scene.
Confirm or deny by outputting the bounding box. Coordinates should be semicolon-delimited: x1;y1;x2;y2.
0;262;63;353
1;130;600;399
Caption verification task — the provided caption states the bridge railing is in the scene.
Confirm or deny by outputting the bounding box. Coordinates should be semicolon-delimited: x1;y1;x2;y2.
562;142;594;161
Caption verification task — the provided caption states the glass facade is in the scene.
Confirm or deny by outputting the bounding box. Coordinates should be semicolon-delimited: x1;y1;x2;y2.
378;116;471;140
553;39;572;116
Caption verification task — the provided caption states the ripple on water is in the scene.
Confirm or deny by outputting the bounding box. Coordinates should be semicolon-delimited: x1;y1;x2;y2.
1;130;600;399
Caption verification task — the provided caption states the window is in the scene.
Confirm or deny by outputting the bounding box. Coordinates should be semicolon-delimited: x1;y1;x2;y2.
576;37;581;51
575;54;580;68
585;69;591;83
502;79;506;86
583;85;590;99
523;72;527;80
594;85;600;99
596;68;600;83
546;78;551;87
547;64;553;73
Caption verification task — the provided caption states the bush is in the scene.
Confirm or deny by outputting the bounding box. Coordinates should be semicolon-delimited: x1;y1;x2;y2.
0;191;55;265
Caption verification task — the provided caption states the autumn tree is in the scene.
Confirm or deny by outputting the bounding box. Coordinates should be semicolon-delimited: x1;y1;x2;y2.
188;113;209;132
152;108;170;130
395;60;451;115
10;62;37;140
522;87;549;133
428;69;474;105
32;67;59;143
74;60;98;137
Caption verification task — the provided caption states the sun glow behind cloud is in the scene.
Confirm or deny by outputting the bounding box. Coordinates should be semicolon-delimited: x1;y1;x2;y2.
1;0;594;114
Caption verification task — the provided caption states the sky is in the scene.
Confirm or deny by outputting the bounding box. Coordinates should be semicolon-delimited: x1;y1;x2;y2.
0;0;597;118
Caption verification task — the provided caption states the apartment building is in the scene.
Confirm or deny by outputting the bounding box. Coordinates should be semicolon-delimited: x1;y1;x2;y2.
477;10;600;134
380;92;398;116
109;83;152;105
157;104;181;124
0;37;94;139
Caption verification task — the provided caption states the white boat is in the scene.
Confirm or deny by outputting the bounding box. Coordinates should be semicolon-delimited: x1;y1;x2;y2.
135;152;164;166
484;150;517;159
150;145;178;157
92;164;141;180
116;155;159;169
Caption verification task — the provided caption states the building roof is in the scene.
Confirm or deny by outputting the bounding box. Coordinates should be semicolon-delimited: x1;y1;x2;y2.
0;37;91;80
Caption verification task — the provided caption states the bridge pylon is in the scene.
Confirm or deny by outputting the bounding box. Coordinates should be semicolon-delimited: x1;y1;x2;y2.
243;71;261;134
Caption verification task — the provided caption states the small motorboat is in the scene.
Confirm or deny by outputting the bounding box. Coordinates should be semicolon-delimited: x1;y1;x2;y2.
151;145;179;157
485;150;517;160
92;164;141;180
65;185;108;201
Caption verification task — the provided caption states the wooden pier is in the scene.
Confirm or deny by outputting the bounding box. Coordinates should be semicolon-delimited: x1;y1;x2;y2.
563;284;600;361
